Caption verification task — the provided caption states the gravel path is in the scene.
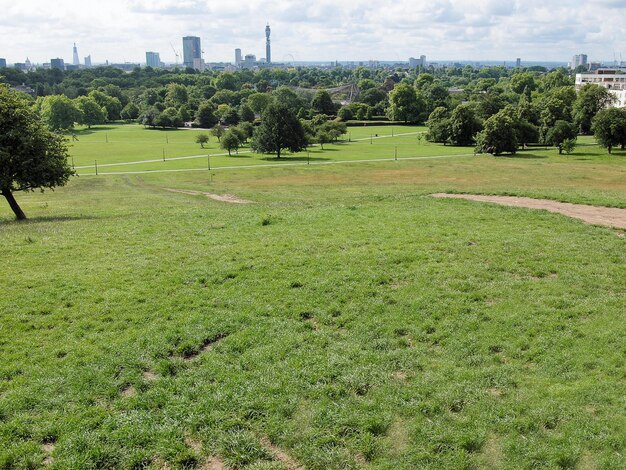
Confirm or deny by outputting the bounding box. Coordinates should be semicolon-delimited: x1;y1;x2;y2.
432;193;626;230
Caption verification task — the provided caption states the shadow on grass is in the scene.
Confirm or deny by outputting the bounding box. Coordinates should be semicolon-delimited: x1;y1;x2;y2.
0;215;102;226
224;154;253;159
66;126;118;137
497;153;548;159
260;155;331;162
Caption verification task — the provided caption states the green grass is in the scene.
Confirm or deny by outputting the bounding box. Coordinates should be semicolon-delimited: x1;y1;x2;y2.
69;124;432;173
0;129;625;469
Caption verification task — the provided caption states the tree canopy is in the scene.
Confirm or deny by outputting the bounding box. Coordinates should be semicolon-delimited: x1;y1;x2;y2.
0;86;74;220
252;103;307;158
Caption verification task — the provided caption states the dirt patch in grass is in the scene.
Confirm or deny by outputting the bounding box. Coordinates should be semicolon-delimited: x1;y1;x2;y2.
164;188;253;204
260;436;304;470
121;385;136;397
185;436;203;453
432;193;626;230
392;371;407;380
386;418;410;456
479;434;504;468
199;457;226;470
42;443;54;465
143;371;158;381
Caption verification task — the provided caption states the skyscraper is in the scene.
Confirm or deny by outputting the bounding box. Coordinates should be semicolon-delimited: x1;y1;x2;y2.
73;43;80;66
146;51;161;68
50;58;65;70
571;54;588;70
516;58;521;68
0;58;7;68
182;36;201;69
265;24;271;64
235;48;242;67
84;55;92;67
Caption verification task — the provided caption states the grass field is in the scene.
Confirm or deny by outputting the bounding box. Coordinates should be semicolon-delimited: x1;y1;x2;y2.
1;126;625;469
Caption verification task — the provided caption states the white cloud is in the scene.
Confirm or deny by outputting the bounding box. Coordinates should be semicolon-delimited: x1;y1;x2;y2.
0;0;624;65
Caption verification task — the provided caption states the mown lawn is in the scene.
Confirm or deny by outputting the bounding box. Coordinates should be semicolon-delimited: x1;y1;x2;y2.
0;137;625;469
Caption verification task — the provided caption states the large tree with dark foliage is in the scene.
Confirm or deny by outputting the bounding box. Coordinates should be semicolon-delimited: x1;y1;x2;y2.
0;86;73;220
592;107;626;154
252;103;307;158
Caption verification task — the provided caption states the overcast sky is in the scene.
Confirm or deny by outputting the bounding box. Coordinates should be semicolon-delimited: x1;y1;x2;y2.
2;0;626;65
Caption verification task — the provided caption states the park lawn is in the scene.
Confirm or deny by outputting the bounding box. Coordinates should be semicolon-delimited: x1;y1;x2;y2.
69;124;429;172
0;141;625;469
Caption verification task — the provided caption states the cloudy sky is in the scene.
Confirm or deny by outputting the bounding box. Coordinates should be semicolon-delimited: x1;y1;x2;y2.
2;0;625;65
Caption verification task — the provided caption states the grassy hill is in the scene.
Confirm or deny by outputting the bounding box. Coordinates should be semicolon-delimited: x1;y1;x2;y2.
1;128;625;469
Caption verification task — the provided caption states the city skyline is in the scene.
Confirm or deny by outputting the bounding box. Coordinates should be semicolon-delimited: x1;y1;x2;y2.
1;0;626;65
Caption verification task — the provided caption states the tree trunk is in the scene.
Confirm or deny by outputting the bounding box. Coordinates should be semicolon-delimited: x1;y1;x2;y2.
608;145;612;154
277;148;281;159
2;189;27;220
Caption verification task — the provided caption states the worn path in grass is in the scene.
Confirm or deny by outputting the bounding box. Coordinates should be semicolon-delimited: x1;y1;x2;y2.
432;193;626;229
164;188;253;204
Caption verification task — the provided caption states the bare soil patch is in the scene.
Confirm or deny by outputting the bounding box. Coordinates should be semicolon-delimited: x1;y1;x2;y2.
42;443;55;466
432;193;626;229
143;371;158;381
164;188;253;204
121;385;136;397
199;457;226;470
260;436;304;470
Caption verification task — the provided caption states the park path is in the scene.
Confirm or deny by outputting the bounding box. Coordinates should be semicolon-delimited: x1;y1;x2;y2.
164;188;253;204
432;193;626;230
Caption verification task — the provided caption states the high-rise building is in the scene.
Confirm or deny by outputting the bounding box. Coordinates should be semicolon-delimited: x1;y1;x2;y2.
182;36;201;68
72;43;80;66
84;55;92;67
243;54;256;69
265;24;271;64
0;58;6;68
572;54;588;70
409;55;426;68
235;48;242;67
50;58;65;70
516;58;521;68
146;51;161;68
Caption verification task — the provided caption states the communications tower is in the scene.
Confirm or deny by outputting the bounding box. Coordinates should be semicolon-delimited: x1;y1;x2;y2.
265;24;271;64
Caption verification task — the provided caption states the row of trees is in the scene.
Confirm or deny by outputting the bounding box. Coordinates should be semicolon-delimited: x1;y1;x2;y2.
425;81;623;155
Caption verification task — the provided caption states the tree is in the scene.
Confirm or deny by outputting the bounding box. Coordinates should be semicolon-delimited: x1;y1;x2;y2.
221;106;240;126
387;83;422;123
246;92;273;115
75;96;106;128
475;110;518;156
195;133;209;148
315;129;332;149
252;103;307;158
140;106;160;128
236;122;254;142
449;104;482;146
573;84;616;134
0;86;74;220
41;95;83;131
312;90;335;115
561;138;576;155
426;107;451;144
238;104;255;123
337;106;354;121
120;102;140;121
155;107;182;128
220;130;241;156
546;120;578;154
196;103;218;128
211;124;225;142
592;107;626;154
88;90;122;121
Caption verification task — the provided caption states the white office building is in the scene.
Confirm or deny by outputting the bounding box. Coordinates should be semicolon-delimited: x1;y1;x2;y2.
575;69;626;108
